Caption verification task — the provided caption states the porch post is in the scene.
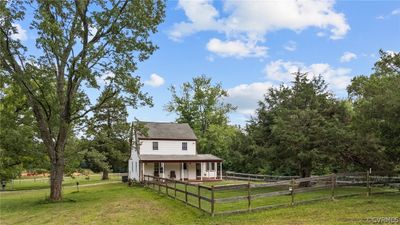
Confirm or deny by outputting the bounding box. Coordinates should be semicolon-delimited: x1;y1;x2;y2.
214;162;217;179
162;162;165;178
181;162;183;180
220;162;222;180
142;162;145;181
200;162;203;181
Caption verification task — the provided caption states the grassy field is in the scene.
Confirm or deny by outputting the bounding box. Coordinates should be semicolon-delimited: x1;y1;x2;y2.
3;174;122;191
1;182;399;225
148;180;399;214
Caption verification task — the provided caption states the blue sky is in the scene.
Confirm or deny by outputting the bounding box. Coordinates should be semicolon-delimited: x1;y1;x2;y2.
14;1;400;125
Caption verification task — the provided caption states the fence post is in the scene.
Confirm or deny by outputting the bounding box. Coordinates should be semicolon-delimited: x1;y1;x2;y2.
166;179;169;196
290;179;295;206
247;181;251;212
331;174;336;200
198;185;201;210
185;183;188;204
174;180;177;199
158;177;161;194
211;185;215;217
366;170;371;197
152;176;155;189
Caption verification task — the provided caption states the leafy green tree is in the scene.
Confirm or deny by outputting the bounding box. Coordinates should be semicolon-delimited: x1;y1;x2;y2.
1;0;164;200
0;82;49;180
166;75;236;136
198;124;240;169
165;75;236;153
84;86;130;180
347;50;400;171
250;72;352;180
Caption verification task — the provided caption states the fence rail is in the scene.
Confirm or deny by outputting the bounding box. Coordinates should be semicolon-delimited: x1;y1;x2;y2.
224;171;299;182
143;171;400;216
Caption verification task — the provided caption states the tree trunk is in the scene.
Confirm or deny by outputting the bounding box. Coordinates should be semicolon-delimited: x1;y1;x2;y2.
299;164;312;187
102;170;109;180
50;158;65;200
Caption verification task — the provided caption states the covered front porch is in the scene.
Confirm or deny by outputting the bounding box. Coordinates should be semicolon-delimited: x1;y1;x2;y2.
139;154;223;181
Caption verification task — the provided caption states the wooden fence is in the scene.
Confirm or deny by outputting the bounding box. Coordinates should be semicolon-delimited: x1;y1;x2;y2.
224;171;299;182
143;171;400;216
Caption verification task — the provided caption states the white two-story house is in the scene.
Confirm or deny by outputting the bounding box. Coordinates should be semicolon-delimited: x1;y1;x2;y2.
128;122;223;182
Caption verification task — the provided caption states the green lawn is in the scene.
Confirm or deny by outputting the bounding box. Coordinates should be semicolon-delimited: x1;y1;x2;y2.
1;182;399;225
4;174;122;191
149;180;398;214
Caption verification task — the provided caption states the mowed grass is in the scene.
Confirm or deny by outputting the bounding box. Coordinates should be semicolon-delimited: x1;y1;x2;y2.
4;174;121;191
1;182;399;225
151;180;399;214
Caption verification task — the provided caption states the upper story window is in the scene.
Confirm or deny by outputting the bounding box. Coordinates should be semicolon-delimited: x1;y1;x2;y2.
152;142;158;150
182;142;188;151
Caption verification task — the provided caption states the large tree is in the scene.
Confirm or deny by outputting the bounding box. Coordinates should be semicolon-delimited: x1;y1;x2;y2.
1;0;165;200
0;82;48;181
250;72;352;179
84;85;130;180
347;50;400;170
165;75;236;153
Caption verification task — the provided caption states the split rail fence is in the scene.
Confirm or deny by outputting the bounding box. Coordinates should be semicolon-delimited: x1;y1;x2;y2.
143;171;400;216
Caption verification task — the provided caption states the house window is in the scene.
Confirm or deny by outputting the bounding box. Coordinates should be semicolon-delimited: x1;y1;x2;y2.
211;163;215;170
182;142;187;150
152;142;158;150
206;162;210;171
183;163;187;170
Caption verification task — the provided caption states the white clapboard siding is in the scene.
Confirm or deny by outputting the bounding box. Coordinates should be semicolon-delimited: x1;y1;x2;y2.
139;140;196;155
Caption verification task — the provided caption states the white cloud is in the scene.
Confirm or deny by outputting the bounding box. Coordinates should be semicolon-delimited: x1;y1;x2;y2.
376;15;385;20
340;52;357;62
97;71;115;86
226;82;274;115
169;0;222;41
226;60;353;118
206;38;267;58
11;23;27;41
264;60;352;92
375;8;400;20
170;0;349;58
144;73;165;87
391;8;400;15
206;55;215;62
284;41;297;52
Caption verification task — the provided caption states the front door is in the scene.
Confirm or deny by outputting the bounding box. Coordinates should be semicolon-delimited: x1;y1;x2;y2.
183;163;189;180
196;163;201;180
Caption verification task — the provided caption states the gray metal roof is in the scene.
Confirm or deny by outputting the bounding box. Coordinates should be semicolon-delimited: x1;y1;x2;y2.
139;154;222;162
138;122;197;140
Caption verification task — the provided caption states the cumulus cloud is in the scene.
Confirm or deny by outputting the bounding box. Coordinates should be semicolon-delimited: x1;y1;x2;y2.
283;41;297;52
391;8;400;15
340;52;357;62
226;60;353;117
226;82;274;116
169;0;222;41
206;38;267;58
11;23;27;41
170;0;349;58
144;73;165;87
264;60;353;92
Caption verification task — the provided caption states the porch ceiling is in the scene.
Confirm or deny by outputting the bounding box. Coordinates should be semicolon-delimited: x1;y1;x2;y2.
139;154;222;162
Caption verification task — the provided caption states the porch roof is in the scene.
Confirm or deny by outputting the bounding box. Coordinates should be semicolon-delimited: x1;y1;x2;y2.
139;154;222;162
